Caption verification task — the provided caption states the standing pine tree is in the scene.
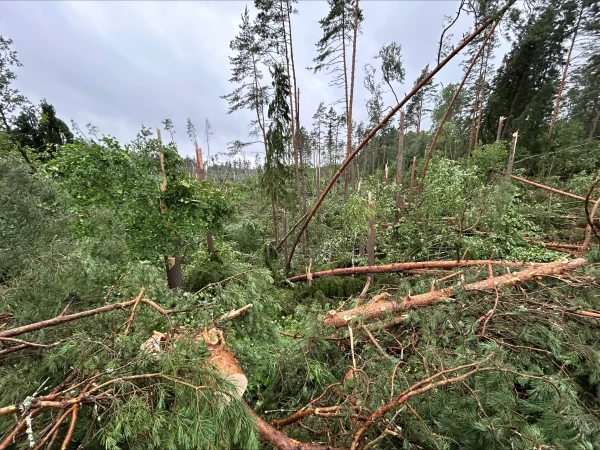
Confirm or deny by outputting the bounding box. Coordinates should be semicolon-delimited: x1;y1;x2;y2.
405;65;435;136
311;0;363;200
262;64;291;244
221;7;270;164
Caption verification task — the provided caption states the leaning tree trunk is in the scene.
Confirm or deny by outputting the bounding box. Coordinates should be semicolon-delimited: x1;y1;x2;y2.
284;1;517;273
549;4;583;136
422;22;497;182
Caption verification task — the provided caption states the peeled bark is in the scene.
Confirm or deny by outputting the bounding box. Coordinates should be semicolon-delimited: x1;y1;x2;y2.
201;328;342;450
286;259;536;283
324;258;587;328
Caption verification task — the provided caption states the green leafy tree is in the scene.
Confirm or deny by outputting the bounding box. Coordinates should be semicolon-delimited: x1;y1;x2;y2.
48;128;233;288
11;100;73;161
0;35;33;166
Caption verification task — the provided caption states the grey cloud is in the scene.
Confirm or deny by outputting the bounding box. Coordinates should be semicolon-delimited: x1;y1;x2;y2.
2;1;476;161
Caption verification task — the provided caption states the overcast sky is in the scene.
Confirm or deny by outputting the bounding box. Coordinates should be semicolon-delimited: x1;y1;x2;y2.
2;1;477;163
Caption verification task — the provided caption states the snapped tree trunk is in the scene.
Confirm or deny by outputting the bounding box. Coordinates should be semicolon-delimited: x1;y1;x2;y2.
284;2;516;273
166;257;184;290
506;131;518;180
496;116;506;142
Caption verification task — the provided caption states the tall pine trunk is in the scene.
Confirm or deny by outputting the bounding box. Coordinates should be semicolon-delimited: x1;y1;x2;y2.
549;5;583;136
344;0;360;201
279;0;302;213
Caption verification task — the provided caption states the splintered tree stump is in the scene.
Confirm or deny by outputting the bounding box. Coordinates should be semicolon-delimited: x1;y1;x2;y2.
202;327;248;399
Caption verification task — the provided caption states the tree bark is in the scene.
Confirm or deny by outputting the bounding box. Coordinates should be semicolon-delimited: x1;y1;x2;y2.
286;259;537;283
422;22;497;182
279;0;301;211
271;197;279;245
590;110;600;139
344;0;358;200
282;209;288;264
367;192;375;284
324;258;587;328
496;116;506;142
506;130;518;179
395;109;405;216
341;3;351;202
284;2;517;272
166;257;184;290
549;4;583;136
200;328;342;450
408;156;417;208
473;43;491;150
195;144;206;181
496;171;597;203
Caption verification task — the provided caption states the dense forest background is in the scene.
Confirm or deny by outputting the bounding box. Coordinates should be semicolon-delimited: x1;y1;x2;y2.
1;0;600;449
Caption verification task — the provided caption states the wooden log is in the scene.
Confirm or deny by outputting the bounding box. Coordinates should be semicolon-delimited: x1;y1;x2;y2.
0;289;175;339
496;171;599;203
285;260;536;283
323;258;587;328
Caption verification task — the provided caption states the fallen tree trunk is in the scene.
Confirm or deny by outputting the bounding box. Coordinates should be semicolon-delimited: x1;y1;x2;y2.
200;328;342;450
495;171;599;203
0;288;176;339
323;258;587;328
286;260;536;283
